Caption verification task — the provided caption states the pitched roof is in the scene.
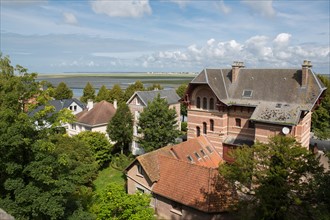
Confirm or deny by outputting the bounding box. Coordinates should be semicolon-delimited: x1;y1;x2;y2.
189;67;326;125
127;89;180;106
133;136;222;183
153;156;237;213
75;100;116;126
28;98;86;117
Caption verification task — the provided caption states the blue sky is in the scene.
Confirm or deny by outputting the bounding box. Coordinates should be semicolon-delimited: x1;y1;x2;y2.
1;0;329;74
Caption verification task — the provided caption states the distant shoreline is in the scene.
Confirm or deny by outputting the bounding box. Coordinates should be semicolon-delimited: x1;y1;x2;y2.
37;72;198;78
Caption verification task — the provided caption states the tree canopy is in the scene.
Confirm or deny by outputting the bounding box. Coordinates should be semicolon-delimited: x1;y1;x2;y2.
312;75;330;139
95;85;110;102
176;83;188;121
80;82;96;103
219;135;326;220
53;82;73;100
123;81;144;101
137;94;180;152
107;103;133;154
91;183;155;220
108;84;124;104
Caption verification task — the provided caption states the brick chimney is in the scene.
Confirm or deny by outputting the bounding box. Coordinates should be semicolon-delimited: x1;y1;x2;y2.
301;60;312;87
231;61;244;82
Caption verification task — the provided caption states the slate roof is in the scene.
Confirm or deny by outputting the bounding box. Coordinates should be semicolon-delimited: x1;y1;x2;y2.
127;89;180;106
153;156;237;213
188;67;326;125
28;98;86;117
132;136;223;183
75;100;116;126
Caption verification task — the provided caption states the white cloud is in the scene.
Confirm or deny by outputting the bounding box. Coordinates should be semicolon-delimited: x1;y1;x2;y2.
274;33;291;44
91;0;152;18
63;12;78;25
242;0;276;17
217;0;231;14
169;0;190;8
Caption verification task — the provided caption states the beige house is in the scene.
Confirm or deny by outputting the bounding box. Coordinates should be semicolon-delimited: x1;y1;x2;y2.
183;61;326;161
125;136;237;220
127;89;181;155
67;100;117;136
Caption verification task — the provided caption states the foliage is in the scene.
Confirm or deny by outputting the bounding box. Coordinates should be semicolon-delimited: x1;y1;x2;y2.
80;82;96;103
95;85;110;102
181;121;187;132
312;75;330;139
138;94;180;152
176;83;188;121
107;103;133;154
0;55;98;219
147;83;163;91
219;135;325;220
75;131;113;167
108;84;124;104
91;183;155;220
93;166;125;194
110;154;134;171
53;82;73;100
124;80;144;101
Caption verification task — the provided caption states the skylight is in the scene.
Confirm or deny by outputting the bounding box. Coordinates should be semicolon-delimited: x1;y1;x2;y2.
187;155;194;163
242;90;253;98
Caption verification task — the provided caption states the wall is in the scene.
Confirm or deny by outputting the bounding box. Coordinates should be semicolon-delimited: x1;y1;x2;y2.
126;162;153;194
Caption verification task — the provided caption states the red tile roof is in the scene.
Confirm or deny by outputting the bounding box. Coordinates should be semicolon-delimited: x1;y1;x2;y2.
75;100;116;126
153;155;237;213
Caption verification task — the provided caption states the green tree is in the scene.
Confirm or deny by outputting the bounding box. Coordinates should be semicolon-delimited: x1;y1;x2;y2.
109;84;124;104
107;103;133;154
219;135;325;220
75;131;113;167
312;75;330;139
138;94;180;152
80;82;96;103
53;82;73;100
92;183;155;220
124;80;144;101
176;83;188;121
147;83;163;91
95;85;110;102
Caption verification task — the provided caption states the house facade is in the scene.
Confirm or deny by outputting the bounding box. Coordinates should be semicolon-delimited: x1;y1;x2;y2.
125;136;237;220
183;61;326;161
127;89;181;155
67;100;117;136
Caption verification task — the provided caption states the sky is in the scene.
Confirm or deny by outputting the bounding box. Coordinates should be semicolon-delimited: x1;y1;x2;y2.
1;0;329;74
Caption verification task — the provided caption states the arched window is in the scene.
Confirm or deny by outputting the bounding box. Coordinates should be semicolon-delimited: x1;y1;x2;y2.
210;119;214;131
209;98;214;110
196;126;200;137
203;97;207;109
203;122;207;134
196;97;201;108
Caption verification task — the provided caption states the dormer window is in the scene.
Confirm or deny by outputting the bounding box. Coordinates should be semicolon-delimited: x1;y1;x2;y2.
187;155;194;163
242;90;253;98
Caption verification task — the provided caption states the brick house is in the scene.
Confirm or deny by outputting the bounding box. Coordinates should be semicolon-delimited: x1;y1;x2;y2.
183;61;326;161
67;100;117;136
125;136;237;220
127;89;181;155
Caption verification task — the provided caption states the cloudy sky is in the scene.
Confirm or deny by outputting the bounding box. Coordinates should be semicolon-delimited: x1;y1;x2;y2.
1;0;329;74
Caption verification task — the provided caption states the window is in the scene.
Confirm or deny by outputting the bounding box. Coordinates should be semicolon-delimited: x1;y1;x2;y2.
194;152;201;159
209;98;214;110
136;98;141;105
137;164;144;175
248;121;255;129
203;97;207;109
171;202;182;215
235;118;241;127
206;146;213;153
73;105;77;111
196;97;201;108
71;124;76;130
200;149;206;157
134;111;140;120
242;90;253;98
210;119;214;131
187;155;194;163
275;103;282;108
203;122;207;134
136;187;145;193
196;126;200;137
69;106;72;110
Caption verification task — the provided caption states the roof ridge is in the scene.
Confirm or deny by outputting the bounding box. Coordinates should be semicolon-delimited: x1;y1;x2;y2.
158;154;217;171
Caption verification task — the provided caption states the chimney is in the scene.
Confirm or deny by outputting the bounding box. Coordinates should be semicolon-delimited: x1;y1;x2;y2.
231;61;244;82
87;99;93;111
113;99;117;109
301;60;312;87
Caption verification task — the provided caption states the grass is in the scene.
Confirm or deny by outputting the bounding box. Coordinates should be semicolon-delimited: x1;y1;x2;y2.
93;165;126;194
